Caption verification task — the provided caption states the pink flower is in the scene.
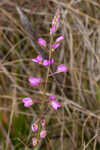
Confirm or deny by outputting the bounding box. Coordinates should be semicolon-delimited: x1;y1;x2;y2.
49;95;61;110
32;138;38;146
51;43;60;50
42;60;49;66
57;64;67;73
29;77;42;86
40;130;47;139
38;38;46;47
56;35;64;42
40;120;46;129
42;58;54;66
32;55;42;64
23;97;33;107
32;123;38;132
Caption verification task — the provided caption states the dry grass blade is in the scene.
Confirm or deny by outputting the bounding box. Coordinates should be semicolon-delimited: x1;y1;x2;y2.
16;6;49;59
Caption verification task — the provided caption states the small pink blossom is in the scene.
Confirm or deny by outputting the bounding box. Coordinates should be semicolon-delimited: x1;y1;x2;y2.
32;55;42;64
40;120;46;129
50;100;61;110
38;38;46;47
32;138;38;146
32;123;38;132
56;35;64;42
40;130;47;139
49;95;61;110
57;64;67;73
51;43;60;50
23;97;33;107
29;77;42;86
42;60;49;66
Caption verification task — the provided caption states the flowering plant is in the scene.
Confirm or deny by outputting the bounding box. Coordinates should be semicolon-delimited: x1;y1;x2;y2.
22;8;68;147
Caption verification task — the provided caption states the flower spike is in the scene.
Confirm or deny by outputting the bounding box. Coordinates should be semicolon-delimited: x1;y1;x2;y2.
50;8;60;35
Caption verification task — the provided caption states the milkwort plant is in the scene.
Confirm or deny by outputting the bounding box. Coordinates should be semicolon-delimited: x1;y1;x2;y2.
22;8;68;147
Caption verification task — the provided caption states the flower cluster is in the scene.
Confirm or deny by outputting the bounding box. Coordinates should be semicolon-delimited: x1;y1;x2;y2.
38;35;64;52
32;120;47;146
32;55;54;67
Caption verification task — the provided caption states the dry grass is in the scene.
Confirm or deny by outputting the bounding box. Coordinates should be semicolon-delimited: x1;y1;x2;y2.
0;0;100;149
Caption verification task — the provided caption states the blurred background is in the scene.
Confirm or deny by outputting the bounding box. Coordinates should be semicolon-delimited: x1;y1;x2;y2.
0;0;100;149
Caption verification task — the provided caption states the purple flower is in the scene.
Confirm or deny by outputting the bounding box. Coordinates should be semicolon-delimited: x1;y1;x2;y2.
57;64;67;73
29;77;42;86
56;35;64;42
32;138;38;146
38;38;46;47
51;43;60;50
42;59;49;66
42;58;54;66
40;130;47;139
32;123;38;132
23;97;33;107
49;95;61;110
32;55;42;64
